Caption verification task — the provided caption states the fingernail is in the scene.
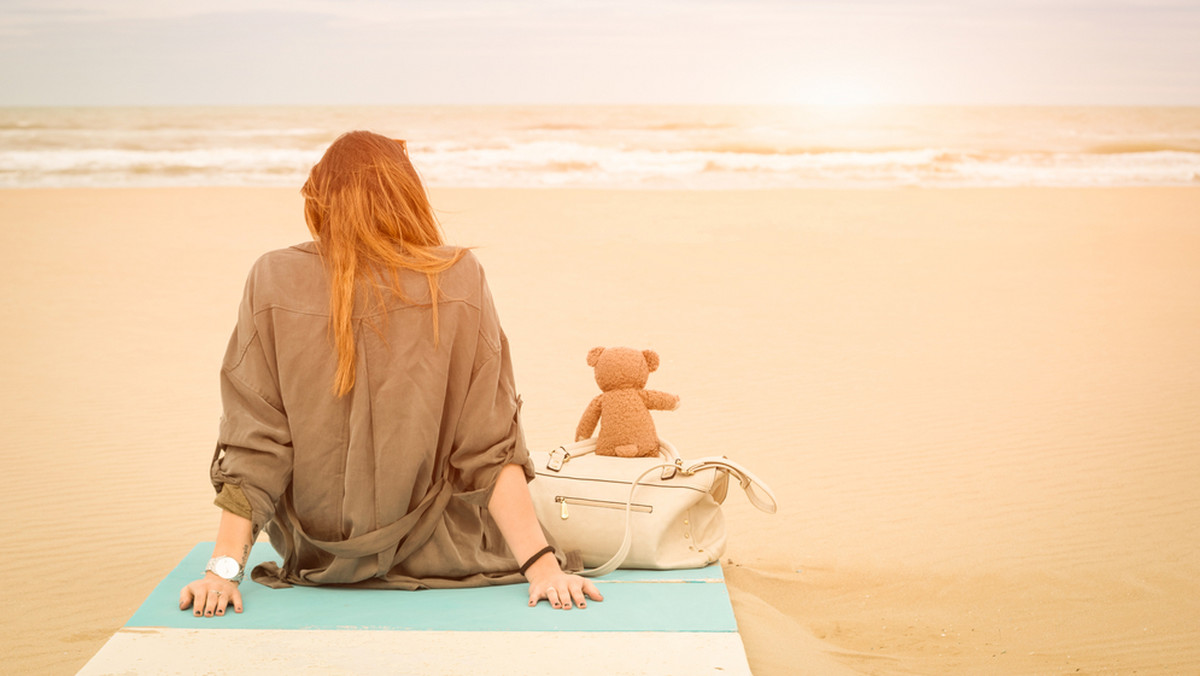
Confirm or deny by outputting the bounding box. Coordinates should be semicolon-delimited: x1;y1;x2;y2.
217;610;224;615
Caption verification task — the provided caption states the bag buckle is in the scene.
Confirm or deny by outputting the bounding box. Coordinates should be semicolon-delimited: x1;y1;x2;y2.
660;458;683;480
547;447;569;472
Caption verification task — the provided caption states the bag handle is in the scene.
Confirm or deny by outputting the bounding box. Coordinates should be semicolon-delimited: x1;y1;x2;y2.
680;456;779;515
546;437;682;475
576;450;778;578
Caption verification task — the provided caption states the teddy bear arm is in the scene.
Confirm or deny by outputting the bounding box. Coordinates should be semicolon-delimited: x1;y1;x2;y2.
641;389;680;410
575;395;603;441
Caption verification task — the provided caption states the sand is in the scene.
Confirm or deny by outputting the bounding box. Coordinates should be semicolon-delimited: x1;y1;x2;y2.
2;186;1197;675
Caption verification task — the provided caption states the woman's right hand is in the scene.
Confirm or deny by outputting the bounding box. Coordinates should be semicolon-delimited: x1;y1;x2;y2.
179;573;243;617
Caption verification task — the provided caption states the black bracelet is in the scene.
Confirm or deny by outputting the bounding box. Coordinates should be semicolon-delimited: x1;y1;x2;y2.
518;546;556;577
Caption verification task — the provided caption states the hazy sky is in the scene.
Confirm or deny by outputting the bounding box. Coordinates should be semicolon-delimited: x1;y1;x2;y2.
1;0;1198;106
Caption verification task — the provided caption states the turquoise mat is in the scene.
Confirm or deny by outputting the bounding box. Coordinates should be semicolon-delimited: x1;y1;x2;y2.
128;543;736;633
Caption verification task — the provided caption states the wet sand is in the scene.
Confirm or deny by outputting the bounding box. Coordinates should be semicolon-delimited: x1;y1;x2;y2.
2;187;1197;674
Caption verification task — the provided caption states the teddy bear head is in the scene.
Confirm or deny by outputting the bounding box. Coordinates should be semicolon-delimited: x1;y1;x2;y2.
587;346;660;391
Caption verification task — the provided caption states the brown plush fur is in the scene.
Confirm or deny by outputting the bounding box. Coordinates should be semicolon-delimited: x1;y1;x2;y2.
575;346;680;457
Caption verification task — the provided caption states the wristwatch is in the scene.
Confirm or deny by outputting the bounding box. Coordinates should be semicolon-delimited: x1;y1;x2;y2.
205;556;244;584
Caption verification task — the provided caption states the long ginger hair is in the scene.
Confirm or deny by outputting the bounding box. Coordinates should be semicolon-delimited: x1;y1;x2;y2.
301;131;466;397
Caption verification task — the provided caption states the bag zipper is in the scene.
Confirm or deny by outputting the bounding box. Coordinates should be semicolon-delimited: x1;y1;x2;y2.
556;496;654;519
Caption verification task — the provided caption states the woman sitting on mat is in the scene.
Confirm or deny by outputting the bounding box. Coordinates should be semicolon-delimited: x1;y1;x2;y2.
179;131;601;618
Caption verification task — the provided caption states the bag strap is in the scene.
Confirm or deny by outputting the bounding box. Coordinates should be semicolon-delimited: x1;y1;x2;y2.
580;462;680;578
577;453;778;578
679;456;779;515
547;437;682;473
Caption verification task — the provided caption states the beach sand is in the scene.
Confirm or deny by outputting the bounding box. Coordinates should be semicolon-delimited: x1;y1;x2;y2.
2;187;1197;674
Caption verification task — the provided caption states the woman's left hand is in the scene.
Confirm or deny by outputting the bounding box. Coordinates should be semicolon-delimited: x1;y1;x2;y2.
527;568;604;610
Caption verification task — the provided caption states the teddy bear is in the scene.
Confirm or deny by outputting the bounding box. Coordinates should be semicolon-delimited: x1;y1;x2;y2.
575;346;680;457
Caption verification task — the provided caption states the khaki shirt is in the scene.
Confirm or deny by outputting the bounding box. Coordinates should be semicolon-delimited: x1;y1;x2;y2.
210;241;534;589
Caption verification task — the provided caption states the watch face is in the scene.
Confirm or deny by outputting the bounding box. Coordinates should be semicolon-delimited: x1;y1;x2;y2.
213;557;240;579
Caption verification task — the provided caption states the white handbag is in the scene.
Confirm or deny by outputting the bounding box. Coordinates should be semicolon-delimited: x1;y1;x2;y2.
528;438;778;577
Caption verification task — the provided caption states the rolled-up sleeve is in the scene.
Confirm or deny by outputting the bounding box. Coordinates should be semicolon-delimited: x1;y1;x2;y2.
449;277;534;507
210;270;293;534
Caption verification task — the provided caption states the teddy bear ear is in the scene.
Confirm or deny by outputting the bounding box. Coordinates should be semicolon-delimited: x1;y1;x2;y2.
642;349;660;372
587;347;606;367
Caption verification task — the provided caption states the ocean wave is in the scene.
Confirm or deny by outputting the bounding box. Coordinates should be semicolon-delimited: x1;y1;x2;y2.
644;122;737;131
1085;142;1200;154
414;143;1200;188
0;147;319;189
518;123;591;131
517;121;737;133
5;144;1200;189
4;105;1200;188
695;143;958;157
0;127;332;152
541;160;600;172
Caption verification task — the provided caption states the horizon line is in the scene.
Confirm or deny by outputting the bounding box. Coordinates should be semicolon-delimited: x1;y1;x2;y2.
4;102;1200;109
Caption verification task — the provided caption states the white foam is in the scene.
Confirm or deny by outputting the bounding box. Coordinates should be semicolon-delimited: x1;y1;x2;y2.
3;106;1199;188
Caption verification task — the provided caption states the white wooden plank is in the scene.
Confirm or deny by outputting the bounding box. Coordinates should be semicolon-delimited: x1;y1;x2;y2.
78;628;752;675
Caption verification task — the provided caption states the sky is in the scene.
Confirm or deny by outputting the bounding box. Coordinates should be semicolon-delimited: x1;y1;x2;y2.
0;0;1198;106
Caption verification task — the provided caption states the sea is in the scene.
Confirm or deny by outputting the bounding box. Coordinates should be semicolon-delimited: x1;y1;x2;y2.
2;105;1199;189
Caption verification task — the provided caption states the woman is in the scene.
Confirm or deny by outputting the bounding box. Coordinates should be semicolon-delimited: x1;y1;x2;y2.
179;131;601;618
